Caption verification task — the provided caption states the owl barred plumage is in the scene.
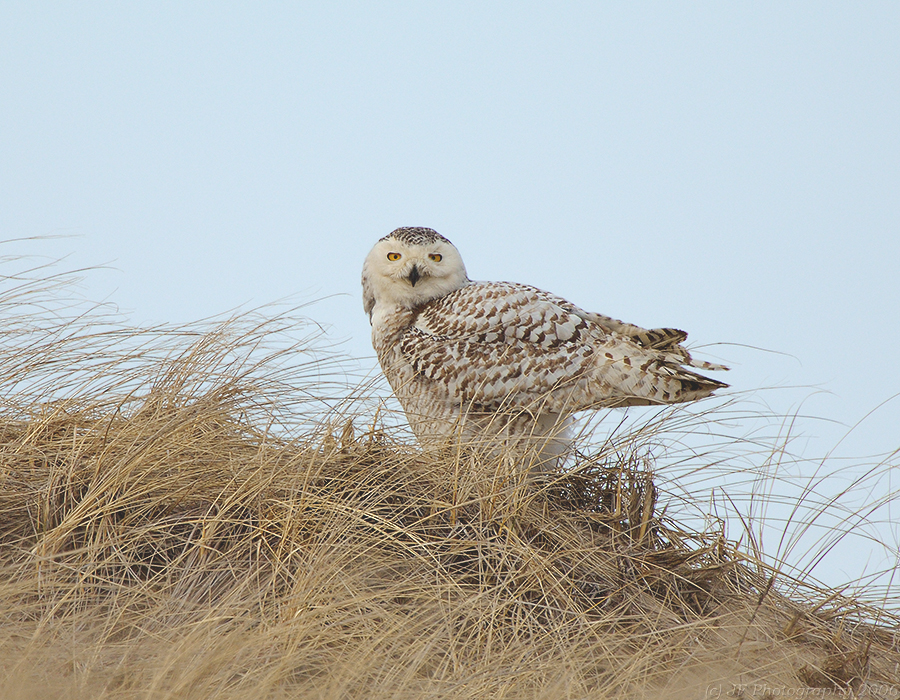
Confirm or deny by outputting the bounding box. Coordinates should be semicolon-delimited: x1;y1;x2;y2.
362;227;728;471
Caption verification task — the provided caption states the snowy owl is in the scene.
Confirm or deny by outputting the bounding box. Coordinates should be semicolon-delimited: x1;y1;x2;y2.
362;226;727;471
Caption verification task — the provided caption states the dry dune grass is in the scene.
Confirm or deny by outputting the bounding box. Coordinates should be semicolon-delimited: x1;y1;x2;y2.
0;255;898;699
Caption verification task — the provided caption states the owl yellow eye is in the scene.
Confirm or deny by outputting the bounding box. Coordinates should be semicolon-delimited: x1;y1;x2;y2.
387;252;401;261
428;253;442;262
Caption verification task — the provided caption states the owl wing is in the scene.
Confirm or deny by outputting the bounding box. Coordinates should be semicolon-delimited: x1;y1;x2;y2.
570;310;727;371
399;282;726;414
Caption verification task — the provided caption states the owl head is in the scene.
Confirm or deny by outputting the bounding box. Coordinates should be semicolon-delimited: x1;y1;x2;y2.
362;227;469;319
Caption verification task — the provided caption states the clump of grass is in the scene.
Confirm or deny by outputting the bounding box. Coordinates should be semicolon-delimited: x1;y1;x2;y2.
0;254;898;699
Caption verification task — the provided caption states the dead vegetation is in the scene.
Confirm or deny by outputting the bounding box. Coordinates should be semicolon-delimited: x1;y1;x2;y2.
0;256;898;699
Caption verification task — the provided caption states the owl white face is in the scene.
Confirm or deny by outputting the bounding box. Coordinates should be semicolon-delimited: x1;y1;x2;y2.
362;230;469;317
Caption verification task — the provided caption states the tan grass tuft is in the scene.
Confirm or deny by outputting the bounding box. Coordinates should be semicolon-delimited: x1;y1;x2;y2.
0;258;898;699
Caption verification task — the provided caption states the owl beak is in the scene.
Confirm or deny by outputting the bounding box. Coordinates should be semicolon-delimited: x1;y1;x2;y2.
407;265;421;287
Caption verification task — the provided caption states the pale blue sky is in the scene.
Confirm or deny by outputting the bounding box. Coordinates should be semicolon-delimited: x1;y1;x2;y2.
2;3;898;589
